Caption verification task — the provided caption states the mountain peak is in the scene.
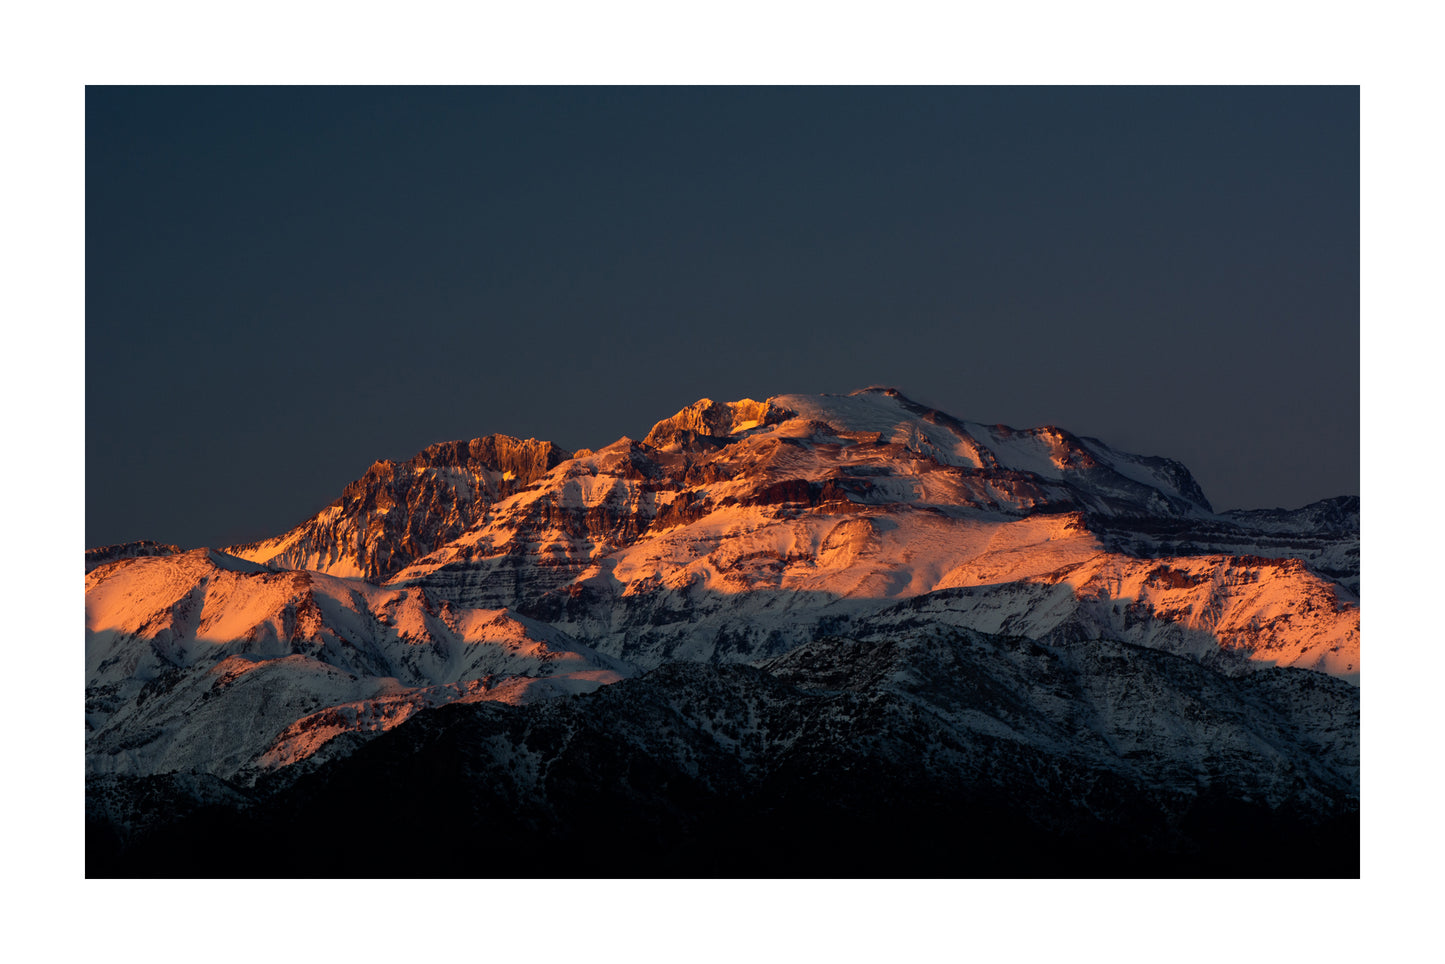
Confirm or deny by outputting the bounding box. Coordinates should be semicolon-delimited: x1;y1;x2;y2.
85;540;183;572
849;384;907;398
642;396;787;450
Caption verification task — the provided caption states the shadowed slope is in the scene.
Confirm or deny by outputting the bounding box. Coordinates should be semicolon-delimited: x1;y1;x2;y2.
89;626;1358;878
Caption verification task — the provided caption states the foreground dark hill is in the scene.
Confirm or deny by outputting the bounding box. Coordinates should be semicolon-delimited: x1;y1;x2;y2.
89;626;1358;877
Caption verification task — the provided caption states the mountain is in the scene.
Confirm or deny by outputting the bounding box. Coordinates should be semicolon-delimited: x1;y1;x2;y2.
383;388;1358;675
85;387;1360;876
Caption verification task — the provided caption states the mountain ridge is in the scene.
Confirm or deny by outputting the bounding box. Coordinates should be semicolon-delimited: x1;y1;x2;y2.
225;433;570;581
85;387;1361;876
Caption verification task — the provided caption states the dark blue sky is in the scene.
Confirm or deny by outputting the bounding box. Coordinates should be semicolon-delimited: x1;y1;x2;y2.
86;86;1358;550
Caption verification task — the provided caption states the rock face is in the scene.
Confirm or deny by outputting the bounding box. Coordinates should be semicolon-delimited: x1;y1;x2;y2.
227;434;570;582
84;387;1361;876
85;540;182;573
642;396;782;448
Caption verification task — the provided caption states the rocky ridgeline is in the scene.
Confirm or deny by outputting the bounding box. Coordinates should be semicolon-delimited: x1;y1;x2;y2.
227;434;570;582
85;540;183;573
641;396;782;449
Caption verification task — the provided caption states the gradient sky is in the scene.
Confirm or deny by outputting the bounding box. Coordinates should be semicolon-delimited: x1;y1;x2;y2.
86;86;1359;550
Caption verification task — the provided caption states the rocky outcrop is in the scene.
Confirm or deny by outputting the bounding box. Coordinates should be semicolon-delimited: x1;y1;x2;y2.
348;435;569;497
642;397;786;449
227;434;570;582
86;540;183;572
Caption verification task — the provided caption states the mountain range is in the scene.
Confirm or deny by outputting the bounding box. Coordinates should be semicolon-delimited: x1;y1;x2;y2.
85;388;1360;876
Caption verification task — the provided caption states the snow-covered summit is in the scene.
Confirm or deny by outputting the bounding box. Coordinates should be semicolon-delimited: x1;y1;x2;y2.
642;396;782;448
770;387;1212;514
370;388;1356;679
217;389;1229;591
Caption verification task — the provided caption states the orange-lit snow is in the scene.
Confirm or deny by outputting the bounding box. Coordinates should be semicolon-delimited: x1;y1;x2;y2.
85;548;636;778
378;390;1358;679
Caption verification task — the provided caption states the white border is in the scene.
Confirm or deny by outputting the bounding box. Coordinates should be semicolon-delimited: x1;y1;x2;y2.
11;2;1428;961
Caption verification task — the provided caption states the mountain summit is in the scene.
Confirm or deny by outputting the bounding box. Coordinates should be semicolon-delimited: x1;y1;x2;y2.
86;387;1360;876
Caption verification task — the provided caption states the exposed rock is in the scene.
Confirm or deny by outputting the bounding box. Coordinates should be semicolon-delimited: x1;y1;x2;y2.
226;434;570;581
86;540;183;572
643;397;787;449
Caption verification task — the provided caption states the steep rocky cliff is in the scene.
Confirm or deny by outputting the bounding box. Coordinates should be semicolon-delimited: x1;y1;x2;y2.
227;434;570;581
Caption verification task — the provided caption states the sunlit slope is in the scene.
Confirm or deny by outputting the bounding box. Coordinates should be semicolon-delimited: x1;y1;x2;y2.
389;390;1358;676
85;548;632;778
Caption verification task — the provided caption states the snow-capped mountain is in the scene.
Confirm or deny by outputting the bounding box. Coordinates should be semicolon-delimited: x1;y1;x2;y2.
383;389;1358;675
85;387;1361;876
